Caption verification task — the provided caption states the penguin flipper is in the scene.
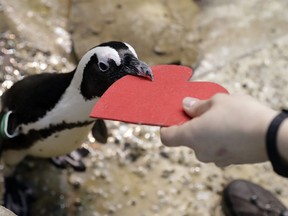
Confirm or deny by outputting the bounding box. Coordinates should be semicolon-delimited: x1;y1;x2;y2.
0;111;4;152
0;110;20;154
0;111;20;139
91;119;108;144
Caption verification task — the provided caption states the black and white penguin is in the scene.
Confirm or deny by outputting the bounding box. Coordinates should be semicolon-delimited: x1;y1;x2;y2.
0;41;153;215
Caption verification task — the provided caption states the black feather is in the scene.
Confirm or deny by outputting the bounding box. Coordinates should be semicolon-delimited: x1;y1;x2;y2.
92;120;108;144
1;71;75;124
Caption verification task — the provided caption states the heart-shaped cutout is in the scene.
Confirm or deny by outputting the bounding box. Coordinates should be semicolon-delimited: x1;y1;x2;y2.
90;65;228;126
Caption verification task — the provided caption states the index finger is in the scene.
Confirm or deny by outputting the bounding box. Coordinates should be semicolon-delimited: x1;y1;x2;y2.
160;122;194;147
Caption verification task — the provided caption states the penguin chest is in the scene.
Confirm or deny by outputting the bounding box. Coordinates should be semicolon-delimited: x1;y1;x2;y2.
28;123;93;157
21;89;98;157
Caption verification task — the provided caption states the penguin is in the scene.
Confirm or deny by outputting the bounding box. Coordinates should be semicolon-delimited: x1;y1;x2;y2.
0;41;153;215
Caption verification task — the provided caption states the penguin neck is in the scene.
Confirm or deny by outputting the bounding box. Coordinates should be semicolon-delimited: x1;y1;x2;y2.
69;50;103;100
70;62;113;101
52;69;99;122
69;66;103;101
70;49;99;90
70;67;83;91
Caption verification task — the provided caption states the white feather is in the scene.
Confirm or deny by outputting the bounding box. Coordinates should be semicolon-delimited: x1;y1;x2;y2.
28;124;93;157
21;86;98;133
16;80;98;158
124;42;138;58
71;46;121;87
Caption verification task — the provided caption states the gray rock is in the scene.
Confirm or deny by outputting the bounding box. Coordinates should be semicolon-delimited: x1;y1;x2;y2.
0;206;16;216
0;0;71;57
70;0;200;65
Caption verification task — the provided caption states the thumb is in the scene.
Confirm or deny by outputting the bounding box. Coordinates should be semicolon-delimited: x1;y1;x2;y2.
183;97;212;118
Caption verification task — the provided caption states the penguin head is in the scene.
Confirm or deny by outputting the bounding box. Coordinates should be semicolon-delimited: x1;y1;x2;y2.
76;41;153;100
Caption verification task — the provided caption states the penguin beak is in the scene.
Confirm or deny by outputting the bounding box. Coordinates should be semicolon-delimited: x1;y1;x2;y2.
124;56;154;81
132;60;154;81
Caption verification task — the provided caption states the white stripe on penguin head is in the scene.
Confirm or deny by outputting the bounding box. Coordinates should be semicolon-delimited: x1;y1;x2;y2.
72;46;121;88
124;42;138;58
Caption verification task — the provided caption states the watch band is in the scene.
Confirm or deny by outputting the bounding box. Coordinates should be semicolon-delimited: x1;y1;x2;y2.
266;109;288;177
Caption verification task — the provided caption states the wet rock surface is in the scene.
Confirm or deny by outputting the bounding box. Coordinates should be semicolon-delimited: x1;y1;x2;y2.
70;0;200;66
0;0;71;57
193;1;288;76
0;206;16;216
70;0;288;73
0;0;288;216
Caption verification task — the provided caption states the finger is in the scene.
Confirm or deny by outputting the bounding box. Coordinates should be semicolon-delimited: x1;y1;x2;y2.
160;123;193;147
160;126;182;147
214;155;235;167
182;97;212;118
214;161;230;168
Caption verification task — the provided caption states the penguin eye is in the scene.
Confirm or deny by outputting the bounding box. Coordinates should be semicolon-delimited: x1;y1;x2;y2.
98;62;109;72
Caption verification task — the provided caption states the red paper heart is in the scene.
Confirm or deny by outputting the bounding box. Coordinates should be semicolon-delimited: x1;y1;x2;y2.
90;65;228;126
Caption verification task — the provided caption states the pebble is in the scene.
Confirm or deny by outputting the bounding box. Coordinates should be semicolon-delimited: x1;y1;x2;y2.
122;186;130;195
69;173;85;186
74;198;82;207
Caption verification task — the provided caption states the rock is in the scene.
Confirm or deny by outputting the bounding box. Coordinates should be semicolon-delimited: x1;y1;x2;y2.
0;0;72;57
70;0;200;66
193;0;288;76
0;206;16;216
0;5;9;33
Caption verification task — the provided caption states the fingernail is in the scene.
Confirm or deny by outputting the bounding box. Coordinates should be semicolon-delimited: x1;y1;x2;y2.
183;97;197;108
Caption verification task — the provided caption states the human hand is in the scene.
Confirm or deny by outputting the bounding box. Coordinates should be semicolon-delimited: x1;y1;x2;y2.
160;94;278;167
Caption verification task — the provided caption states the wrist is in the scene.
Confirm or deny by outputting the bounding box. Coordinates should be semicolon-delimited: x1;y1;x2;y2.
277;118;288;163
253;109;277;162
266;109;288;177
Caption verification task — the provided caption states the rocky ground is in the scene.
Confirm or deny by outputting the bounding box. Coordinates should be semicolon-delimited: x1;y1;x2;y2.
1;0;288;216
